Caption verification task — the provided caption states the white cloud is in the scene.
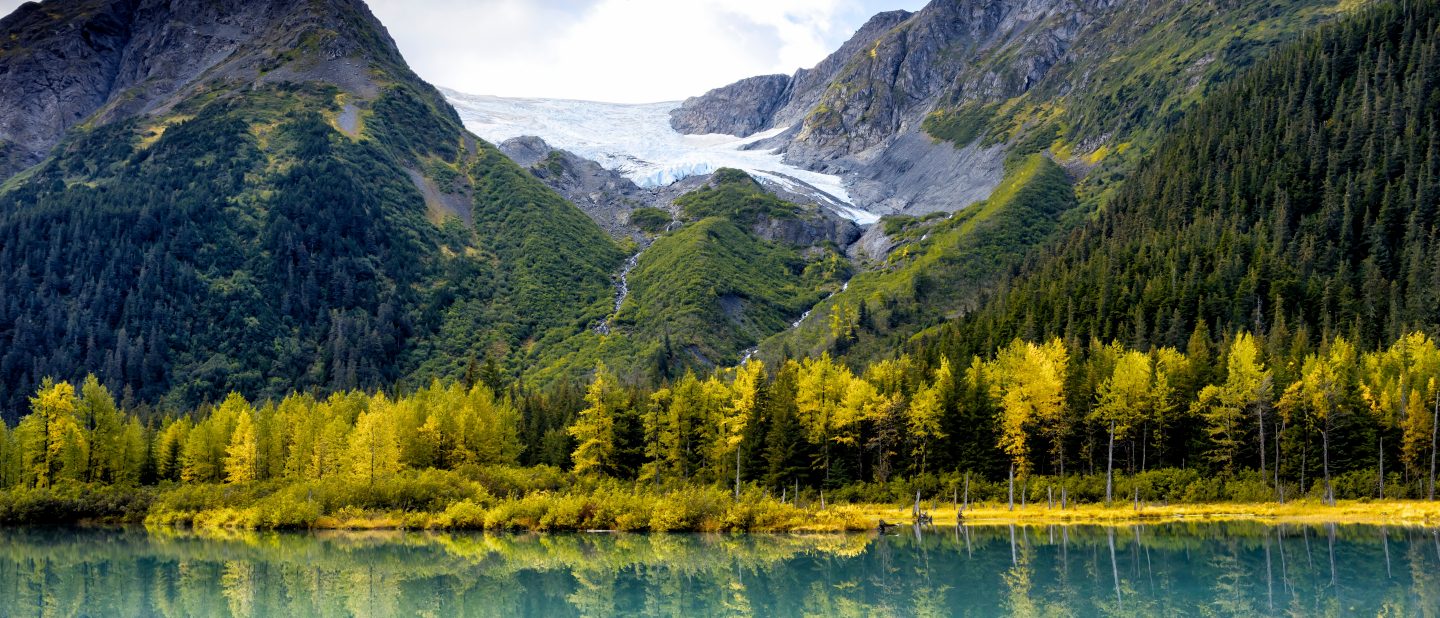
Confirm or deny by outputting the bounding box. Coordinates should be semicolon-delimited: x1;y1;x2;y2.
368;0;928;103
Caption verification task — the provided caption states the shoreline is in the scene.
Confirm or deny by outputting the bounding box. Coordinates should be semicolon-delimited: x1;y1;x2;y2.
853;500;1440;528
285;500;1440;532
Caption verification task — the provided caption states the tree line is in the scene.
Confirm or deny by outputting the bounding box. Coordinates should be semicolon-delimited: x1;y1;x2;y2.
567;327;1439;504
8;327;1433;507
0;377;521;491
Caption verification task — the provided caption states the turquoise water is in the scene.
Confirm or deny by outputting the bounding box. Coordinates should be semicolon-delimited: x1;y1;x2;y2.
0;523;1437;616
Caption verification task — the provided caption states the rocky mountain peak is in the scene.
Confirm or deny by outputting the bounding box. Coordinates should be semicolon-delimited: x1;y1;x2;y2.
668;8;913;139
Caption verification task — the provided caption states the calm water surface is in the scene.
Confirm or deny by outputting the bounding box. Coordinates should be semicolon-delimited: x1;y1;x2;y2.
1;523;1437;616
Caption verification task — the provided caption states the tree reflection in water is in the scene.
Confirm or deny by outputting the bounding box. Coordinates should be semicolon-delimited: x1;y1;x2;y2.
0;523;1437;616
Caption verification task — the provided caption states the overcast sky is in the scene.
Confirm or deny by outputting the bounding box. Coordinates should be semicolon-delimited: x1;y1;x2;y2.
1;0;926;103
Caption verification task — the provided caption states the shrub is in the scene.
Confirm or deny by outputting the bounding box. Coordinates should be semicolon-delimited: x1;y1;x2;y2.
435;499;487;529
629;207;672;234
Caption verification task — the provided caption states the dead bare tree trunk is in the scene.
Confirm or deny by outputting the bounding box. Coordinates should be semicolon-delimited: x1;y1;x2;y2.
1008;464;1015;512
1106;421;1117;505
1431;394;1438;501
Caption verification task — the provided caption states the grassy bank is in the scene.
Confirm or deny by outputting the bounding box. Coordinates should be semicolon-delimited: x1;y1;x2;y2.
7;482;1438;532
854;500;1440;527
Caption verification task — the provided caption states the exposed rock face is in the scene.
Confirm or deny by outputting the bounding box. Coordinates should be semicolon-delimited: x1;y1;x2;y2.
845;132;1005;215
751;215;859;249
499;136;653;239
0;0;134;179
785;0;1099;167
669;10;913;138
669;74;790;137
0;0;415;181
846;224;897;263
667;0;1123;215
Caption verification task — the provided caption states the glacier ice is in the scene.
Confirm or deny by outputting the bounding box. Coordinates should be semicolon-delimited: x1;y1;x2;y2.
443;89;879;225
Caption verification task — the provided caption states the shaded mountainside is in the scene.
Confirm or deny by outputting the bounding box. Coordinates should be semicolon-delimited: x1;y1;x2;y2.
0;0;622;417
0;0;415;181
930;0;1440;359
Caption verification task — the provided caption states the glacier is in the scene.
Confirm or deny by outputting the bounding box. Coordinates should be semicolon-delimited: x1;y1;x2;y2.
442;89;880;225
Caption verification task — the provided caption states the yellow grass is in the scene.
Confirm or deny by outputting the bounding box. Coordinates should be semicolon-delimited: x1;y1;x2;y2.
849;500;1440;527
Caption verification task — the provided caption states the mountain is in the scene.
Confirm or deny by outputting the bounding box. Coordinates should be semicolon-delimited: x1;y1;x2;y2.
668;0;1362;366
675;0;1347;215
0;0;622;416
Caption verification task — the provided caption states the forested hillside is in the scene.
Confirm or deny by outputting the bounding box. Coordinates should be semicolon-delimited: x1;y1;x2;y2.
936;0;1440;358
0;0;622;419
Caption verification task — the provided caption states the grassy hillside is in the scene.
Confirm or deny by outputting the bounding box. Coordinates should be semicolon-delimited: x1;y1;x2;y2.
529;171;847;384
758;154;1077;362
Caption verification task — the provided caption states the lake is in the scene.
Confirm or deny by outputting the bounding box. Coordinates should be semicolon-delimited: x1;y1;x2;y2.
1;523;1436;616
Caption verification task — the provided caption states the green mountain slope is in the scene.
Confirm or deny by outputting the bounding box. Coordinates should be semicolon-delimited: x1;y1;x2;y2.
0;0;621;416
923;0;1358;204
739;1;1365;371
530;171;848;383
758;155;1077;360
931;0;1440;359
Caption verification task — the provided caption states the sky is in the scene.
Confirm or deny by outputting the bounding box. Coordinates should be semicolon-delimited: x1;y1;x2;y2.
1;0;927;103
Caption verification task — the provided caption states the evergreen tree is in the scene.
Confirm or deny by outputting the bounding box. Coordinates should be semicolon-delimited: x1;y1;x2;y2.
570;364;624;477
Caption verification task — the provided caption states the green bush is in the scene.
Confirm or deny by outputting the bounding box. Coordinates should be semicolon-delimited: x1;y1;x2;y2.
0;484;153;525
629;207;672;234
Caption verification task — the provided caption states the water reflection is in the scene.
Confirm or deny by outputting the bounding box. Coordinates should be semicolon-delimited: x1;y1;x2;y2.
0;523;1437;616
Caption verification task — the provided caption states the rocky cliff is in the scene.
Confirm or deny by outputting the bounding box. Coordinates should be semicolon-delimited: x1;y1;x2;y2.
0;0;422;181
669;10;912;139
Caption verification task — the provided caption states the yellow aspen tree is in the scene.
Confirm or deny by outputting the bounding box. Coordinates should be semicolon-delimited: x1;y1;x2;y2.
77;375;123;483
465;383;523;465
1094;350;1150;503
224;410;259;484
721;360;763;498
348;406;401;485
1194;333;1271;476
183;392;249;483
907;357;951;476
22;379;86;488
1284;337;1358;505
794;354;852;482
988;339;1068;510
570;363;624;477
639;387;672;485
1360;333;1440;494
115;418;145;486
